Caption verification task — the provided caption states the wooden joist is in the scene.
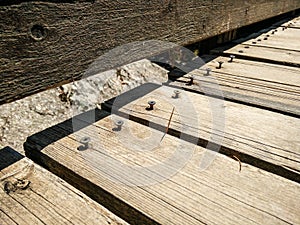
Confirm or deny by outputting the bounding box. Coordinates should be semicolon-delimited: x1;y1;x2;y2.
0;147;127;225
24;113;300;225
1;1;300;105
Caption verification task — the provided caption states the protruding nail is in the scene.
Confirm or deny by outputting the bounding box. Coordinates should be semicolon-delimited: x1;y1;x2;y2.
205;68;212;75
229;55;235;63
188;75;194;85
217;61;224;69
114;120;124;131
173;90;180;98
148;100;156;110
79;137;91;150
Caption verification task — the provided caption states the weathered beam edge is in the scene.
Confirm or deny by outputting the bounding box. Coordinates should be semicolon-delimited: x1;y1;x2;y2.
24;144;160;225
100;100;300;184
1;1;300;105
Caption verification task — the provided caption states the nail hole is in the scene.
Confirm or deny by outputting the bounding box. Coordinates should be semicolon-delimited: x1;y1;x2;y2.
30;24;47;41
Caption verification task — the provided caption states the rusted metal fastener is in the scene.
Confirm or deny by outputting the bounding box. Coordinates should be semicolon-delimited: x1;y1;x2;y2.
114;120;124;131
205;68;212;76
229;55;235;63
79;137;91;150
148;100;156;110
173;90;181;98
217;61;224;69
188;75;194;85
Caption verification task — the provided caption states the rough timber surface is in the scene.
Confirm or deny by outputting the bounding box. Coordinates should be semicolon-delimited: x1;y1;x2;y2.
235;27;300;52
169;55;300;116
0;147;127;225
24;113;300;225
1;0;300;105
103;84;300;179
211;44;300;66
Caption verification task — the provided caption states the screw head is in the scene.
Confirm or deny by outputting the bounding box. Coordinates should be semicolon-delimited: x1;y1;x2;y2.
148;100;156;106
115;120;124;127
80;137;91;145
229;55;235;62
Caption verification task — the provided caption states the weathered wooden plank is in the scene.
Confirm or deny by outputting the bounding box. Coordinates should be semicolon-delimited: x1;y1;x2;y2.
1;1;300;104
169;55;300;116
24;113;300;225
211;43;300;66
234;24;300;51
281;15;300;28
102;84;300;179
0;147;128;225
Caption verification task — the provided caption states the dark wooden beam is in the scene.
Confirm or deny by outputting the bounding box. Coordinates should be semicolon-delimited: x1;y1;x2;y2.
1;0;299;104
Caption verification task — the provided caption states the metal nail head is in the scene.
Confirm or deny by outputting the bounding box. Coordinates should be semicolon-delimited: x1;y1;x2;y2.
188;75;194;85
173;90;181;98
229;55;235;63
148;100;156;110
205;68;212;76
114;120;124;131
78;136;91;150
217;61;224;69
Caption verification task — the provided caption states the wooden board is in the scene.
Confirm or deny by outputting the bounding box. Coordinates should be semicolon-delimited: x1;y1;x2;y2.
169;55;300;117
1;1;300;105
0;147;127;225
24;113;300;225
281;15;300;28
102;84;300;181
235;27;300;52
211;44;300;66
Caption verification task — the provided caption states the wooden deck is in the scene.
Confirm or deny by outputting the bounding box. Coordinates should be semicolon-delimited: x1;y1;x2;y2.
23;15;300;224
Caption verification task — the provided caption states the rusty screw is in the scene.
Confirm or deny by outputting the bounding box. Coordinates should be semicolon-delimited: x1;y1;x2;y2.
114;120;124;131
229;55;235;63
79;137;91;150
173;90;181;98
148;100;156;110
205;68;212;76
217;61;224;69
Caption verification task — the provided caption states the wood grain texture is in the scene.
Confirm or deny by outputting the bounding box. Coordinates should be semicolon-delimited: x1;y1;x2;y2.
0;148;128;225
235;25;300;51
102;84;300;180
1;0;300;104
211;43;300;66
24;114;300;225
169;55;300;117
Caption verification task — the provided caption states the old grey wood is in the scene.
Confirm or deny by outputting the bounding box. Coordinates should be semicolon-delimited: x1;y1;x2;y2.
169;55;300;116
235;27;300;52
24;114;300;225
211;44;300;66
102;85;300;178
0;147;127;225
1;0;300;104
